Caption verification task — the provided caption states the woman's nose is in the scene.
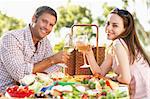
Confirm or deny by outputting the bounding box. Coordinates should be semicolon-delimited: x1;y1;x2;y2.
106;25;112;31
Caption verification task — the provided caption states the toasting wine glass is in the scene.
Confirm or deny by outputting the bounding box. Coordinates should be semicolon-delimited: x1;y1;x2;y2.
75;35;90;68
63;34;74;54
57;33;74;70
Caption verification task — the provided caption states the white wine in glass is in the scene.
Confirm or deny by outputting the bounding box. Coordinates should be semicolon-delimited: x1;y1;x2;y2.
63;46;74;53
58;33;75;73
57;34;74;69
58;46;74;69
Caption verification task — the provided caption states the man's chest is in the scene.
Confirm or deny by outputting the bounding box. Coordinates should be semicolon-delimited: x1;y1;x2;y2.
22;43;46;63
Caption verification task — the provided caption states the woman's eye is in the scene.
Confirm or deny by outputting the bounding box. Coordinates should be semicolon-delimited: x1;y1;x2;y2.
113;25;118;27
106;22;109;26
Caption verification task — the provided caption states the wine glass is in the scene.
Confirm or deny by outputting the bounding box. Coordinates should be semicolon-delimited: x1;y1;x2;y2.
58;33;74;71
63;33;74;54
75;35;90;68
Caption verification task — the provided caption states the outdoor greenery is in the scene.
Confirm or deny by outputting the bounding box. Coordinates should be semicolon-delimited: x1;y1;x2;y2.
55;5;93;31
0;12;26;36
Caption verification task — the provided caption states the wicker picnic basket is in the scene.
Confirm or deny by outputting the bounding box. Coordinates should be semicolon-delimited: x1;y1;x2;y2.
65;24;105;75
65;49;76;75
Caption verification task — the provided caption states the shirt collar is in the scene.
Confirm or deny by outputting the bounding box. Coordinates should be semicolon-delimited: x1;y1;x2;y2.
25;24;47;52
24;24;36;51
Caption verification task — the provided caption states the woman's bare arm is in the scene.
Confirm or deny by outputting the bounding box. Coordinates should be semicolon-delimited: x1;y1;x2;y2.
86;49;113;76
113;42;131;84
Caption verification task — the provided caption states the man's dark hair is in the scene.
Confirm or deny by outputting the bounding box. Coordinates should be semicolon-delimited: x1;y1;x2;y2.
34;6;57;22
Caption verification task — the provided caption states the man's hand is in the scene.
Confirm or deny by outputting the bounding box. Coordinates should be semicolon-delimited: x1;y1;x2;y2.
33;51;70;73
52;51;70;64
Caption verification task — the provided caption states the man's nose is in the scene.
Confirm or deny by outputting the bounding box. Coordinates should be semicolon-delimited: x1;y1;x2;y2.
45;24;52;31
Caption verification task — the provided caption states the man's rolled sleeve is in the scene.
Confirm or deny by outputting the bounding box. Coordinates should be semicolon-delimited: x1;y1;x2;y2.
43;40;62;73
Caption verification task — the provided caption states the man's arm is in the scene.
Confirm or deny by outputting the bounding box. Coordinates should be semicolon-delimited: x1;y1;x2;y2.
33;51;69;73
1;34;69;81
1;34;33;81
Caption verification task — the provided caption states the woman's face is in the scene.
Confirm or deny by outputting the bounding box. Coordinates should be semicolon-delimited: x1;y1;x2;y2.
105;13;125;40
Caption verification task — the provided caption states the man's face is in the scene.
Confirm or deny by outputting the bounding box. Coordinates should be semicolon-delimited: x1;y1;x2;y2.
31;13;56;42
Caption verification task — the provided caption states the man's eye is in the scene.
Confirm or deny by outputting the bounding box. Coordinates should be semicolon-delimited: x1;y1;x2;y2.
49;24;54;27
42;19;48;24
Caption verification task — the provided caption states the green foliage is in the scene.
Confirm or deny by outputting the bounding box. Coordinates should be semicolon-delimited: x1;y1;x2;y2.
55;5;93;32
102;3;114;18
53;41;64;53
0;11;26;36
95;3;114;27
122;0;128;9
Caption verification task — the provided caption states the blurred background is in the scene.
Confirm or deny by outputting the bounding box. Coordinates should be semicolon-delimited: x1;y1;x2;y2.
0;0;149;60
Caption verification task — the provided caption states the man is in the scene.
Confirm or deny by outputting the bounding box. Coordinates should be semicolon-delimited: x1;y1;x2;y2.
0;6;69;93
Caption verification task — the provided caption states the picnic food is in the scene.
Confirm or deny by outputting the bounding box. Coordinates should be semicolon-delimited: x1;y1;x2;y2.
6;85;34;98
5;73;129;98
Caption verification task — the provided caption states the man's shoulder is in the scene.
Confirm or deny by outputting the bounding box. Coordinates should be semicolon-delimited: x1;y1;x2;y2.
7;28;25;36
3;27;28;40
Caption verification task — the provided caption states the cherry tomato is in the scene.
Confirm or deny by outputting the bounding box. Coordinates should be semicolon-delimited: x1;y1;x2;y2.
6;87;13;93
106;80;113;89
24;86;29;90
6;85;34;98
11;85;19;91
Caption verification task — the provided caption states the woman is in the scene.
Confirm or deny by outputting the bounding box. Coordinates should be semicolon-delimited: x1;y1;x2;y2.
84;8;150;98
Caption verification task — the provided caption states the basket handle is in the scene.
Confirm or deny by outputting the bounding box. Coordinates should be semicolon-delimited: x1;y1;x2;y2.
71;24;99;62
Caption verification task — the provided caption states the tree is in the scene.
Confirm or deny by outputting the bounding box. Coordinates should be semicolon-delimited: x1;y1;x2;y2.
55;5;94;33
0;11;26;36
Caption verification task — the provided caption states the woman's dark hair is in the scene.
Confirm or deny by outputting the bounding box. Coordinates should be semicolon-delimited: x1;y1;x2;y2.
111;8;150;65
34;6;57;23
